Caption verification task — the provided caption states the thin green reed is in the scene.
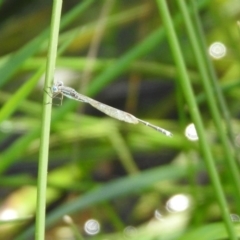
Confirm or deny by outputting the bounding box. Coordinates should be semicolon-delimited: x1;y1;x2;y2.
156;1;237;239
35;1;62;240
189;0;237;149
176;0;240;210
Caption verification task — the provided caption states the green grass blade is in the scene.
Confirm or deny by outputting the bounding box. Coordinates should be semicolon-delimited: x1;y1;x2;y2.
156;1;237;239
35;1;62;239
176;0;240;208
15;163;191;240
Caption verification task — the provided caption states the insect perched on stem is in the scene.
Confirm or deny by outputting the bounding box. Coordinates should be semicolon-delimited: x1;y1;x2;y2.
51;81;173;137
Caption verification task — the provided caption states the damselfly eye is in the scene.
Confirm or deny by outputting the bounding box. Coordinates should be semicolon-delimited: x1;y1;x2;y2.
52;86;58;92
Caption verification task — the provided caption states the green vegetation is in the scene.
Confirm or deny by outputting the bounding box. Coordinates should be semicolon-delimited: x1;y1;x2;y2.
0;0;240;239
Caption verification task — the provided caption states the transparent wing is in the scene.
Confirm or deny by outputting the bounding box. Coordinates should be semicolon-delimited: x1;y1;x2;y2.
86;97;139;124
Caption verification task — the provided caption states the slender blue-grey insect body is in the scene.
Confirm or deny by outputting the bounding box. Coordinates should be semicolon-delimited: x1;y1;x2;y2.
51;81;172;137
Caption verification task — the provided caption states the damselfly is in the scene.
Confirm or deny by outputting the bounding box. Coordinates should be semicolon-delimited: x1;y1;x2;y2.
51;81;172;137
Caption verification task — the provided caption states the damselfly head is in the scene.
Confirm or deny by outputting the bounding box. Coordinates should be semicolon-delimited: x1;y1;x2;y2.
52;81;64;93
57;81;63;87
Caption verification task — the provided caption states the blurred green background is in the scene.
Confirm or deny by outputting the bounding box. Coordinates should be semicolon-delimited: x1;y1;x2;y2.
0;0;240;239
